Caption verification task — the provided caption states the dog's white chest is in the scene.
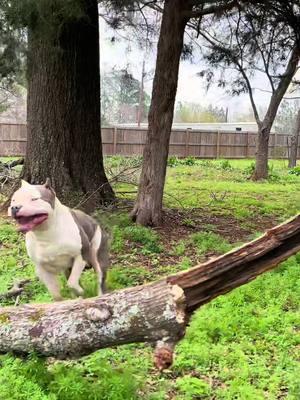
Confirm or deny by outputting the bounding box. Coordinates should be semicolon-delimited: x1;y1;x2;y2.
25;208;82;272
26;237;80;271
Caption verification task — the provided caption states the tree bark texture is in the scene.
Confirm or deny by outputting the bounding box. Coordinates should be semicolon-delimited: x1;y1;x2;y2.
131;0;193;226
288;108;300;168
23;0;114;206
1;214;299;362
253;47;299;180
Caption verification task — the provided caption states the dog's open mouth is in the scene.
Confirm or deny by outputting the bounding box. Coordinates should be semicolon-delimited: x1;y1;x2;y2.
15;213;48;233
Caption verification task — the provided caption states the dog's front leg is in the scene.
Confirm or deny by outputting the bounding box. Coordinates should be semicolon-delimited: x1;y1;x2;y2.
67;256;86;297
36;265;63;301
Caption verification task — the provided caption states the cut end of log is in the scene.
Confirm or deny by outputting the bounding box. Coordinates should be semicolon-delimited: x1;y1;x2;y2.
152;285;186;370
170;284;186;325
153;340;174;371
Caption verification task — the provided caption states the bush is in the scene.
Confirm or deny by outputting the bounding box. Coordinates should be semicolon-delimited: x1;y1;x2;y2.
167;156;180;167
243;161;256;176
167;156;197;167
288;165;300;176
123;225;162;253
218;159;232;170
176;376;211;399
183;156;196;166
190;231;232;255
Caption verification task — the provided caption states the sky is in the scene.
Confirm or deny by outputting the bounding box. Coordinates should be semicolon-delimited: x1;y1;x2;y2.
99;17;274;122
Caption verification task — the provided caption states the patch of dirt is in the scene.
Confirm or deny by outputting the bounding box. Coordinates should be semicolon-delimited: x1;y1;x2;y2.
112;208;279;273
157;207;277;244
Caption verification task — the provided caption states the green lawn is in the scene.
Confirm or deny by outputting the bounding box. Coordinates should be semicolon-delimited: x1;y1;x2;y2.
0;158;299;399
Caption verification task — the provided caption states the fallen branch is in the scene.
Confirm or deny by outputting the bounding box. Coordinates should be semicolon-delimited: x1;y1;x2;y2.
0;279;31;301
0;215;299;367
1;158;24;169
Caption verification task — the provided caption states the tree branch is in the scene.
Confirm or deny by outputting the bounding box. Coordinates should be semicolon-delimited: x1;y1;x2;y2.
0;279;32;301
185;1;238;18
198;29;262;124
248;16;276;93
263;46;300;127
0;215;300;365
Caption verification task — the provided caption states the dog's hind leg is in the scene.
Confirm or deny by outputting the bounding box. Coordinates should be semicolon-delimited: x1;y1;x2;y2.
97;239;110;294
67;256;86;296
90;227;110;296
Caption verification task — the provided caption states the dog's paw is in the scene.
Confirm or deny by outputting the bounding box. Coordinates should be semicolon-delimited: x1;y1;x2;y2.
68;283;84;297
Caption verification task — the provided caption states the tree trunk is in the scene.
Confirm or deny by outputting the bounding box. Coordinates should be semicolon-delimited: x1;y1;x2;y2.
253;47;299;180
130;0;192;226
252;122;270;180
288;108;300;168
1;214;300;367
22;0;114;207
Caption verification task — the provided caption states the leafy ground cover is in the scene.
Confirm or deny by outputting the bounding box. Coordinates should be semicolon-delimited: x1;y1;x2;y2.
0;158;299;399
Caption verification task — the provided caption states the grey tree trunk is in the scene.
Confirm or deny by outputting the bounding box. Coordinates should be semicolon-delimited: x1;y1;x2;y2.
22;0;114;207
1;214;300;369
254;122;270;180
288;109;300;168
130;0;192;226
253;47;299;180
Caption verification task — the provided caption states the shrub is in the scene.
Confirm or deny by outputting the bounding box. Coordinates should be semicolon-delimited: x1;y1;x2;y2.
190;231;232;255
123;225;162;253
176;376;211;399
183;156;196;166
288;165;300;176
218;159;232;170
167;156;180;167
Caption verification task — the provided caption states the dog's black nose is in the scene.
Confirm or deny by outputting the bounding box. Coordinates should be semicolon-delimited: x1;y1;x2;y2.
11;205;22;217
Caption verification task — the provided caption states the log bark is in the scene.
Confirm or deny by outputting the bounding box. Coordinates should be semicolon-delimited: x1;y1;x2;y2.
0;215;300;361
288;108;300;168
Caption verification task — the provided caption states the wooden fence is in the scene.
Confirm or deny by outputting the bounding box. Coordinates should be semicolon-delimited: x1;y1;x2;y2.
0;123;298;159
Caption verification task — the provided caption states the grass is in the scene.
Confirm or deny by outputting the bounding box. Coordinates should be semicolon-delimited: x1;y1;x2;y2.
0;158;300;399
163;159;300;220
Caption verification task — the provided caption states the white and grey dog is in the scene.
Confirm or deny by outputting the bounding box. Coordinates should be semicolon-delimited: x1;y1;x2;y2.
8;179;109;301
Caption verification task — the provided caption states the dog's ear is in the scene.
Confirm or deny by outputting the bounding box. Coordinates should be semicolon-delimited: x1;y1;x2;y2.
21;179;31;188
44;178;52;189
44;178;56;196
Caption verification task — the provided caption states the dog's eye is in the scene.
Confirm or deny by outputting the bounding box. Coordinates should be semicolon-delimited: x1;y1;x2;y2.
31;198;39;201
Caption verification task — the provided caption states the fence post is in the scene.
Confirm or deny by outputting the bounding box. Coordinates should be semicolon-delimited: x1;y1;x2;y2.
216;130;221;159
113;126;117;155
274;131;278;159
246;131;249;158
185;128;191;157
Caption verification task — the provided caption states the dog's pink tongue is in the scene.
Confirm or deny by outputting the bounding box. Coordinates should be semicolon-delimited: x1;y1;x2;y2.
18;220;37;233
18;215;48;233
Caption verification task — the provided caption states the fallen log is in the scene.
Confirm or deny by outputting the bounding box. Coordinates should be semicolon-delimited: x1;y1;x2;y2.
0;158;24;169
0;215;299;368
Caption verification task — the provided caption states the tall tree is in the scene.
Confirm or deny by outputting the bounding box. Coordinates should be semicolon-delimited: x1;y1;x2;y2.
101;68;150;124
130;0;192;226
196;3;300;179
289;108;300;168
131;0;238;226
4;0;114;205
0;3;25;114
